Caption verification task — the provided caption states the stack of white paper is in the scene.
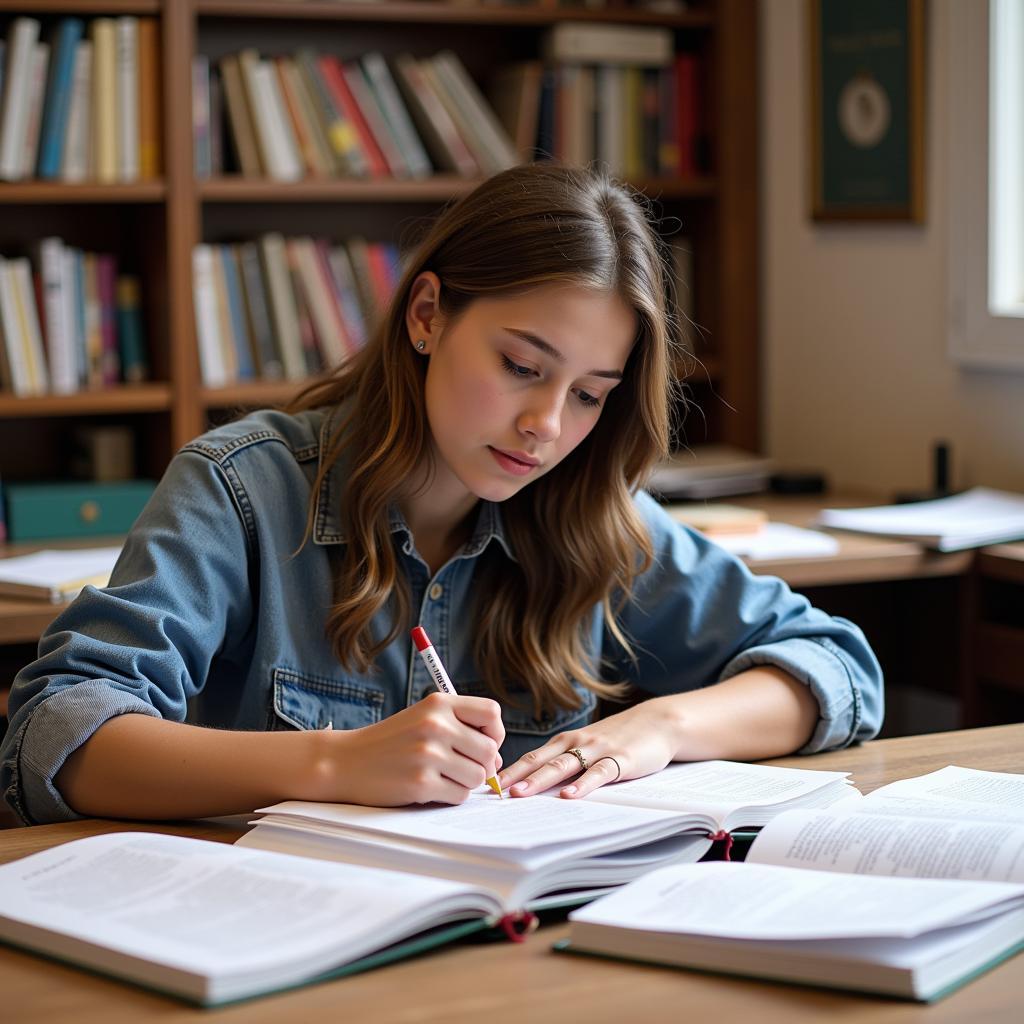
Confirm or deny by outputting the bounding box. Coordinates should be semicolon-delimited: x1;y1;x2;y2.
0;546;121;601
710;523;840;561
817;487;1024;551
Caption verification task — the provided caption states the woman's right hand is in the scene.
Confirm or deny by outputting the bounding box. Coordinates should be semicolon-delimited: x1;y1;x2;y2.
305;692;504;806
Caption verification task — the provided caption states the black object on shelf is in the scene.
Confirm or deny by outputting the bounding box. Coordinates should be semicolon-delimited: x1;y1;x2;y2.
769;471;827;495
895;441;955;504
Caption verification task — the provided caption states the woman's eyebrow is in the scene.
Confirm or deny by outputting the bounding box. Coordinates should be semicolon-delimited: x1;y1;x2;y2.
502;328;624;380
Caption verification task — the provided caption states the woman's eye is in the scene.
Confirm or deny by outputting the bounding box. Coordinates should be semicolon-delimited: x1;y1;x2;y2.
501;354;534;377
575;389;601;408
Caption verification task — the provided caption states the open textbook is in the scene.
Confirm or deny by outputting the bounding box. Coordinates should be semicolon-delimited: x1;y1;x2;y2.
237;760;859;909
561;766;1024;1001
0;760;854;1005
0;832;507;1006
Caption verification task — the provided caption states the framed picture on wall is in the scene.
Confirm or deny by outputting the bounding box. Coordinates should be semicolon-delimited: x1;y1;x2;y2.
809;0;925;222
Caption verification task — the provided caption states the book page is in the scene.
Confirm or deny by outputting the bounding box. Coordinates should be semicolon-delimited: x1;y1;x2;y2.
0;832;500;997
585;760;852;821
867;765;1024;811
746;809;1024;883
568;861;1024;940
257;789;691;853
850;795;1024;825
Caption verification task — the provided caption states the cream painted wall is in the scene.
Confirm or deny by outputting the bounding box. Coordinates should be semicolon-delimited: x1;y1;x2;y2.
760;0;1024;496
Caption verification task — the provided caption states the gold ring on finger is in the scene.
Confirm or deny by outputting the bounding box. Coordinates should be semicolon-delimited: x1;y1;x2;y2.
567;747;589;771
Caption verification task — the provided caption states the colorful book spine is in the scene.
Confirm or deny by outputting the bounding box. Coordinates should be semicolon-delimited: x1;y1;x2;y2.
293;50;350;176
218;245;256;380
274;57;324;177
90;18;117;183
191;244;227;388
316;54;383;178
20;42;50;179
675;52;701;178
36;238;77;394
192;55;211;178
116;274;147;382
60;245;83;389
284;243;322;376
431;51;519;173
96;253;120;385
258;233;305;381
326;245;368;351
0;257;31;395
115;16;138;181
360;52;432;179
137;18;161;179
0;18;41;180
36;18;84;179
208;245;238;382
11;258;49;395
69;248;87;386
340;60;408;178
237;241;283;379
61;40;92;182
392;53;479;177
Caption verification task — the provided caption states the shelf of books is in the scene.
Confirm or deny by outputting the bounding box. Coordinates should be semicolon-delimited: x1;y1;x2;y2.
0;0;758;543
194;1;715;30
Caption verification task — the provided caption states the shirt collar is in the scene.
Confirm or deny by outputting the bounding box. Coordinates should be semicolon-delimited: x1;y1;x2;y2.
311;410;518;563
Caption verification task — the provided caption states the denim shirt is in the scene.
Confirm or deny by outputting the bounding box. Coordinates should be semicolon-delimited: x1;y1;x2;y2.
1;408;883;825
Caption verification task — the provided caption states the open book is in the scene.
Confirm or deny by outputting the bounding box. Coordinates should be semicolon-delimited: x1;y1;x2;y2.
560;766;1024;1002
0;761;855;1005
238;760;859;910
0;831;508;1006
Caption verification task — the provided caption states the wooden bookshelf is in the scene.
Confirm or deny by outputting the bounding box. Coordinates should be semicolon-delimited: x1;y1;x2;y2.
0;0;760;490
194;1;715;30
0;1;159;13
200;380;306;410
0;385;172;418
0;182;165;203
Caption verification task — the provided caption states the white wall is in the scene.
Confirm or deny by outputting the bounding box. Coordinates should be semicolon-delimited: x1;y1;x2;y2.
761;0;1024;496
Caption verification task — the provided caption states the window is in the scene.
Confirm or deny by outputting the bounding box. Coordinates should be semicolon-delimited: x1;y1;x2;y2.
949;0;1024;369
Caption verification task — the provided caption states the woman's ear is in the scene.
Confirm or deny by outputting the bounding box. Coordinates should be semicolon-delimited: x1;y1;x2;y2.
405;271;442;354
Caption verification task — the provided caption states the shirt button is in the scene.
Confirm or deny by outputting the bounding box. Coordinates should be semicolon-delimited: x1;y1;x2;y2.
429;583;443;600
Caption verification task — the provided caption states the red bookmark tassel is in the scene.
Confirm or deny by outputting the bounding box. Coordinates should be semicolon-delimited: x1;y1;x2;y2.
498;911;539;943
708;830;734;861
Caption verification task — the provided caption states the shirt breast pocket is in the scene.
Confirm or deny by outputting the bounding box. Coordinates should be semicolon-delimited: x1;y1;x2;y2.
270;666;385;731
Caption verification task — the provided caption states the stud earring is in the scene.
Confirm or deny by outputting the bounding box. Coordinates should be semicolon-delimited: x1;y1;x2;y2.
415;340;426;351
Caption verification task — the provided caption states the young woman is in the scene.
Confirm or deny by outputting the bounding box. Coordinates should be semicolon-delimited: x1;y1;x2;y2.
0;165;882;825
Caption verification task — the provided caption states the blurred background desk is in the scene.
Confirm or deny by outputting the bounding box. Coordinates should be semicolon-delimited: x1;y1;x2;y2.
1;503;1021;746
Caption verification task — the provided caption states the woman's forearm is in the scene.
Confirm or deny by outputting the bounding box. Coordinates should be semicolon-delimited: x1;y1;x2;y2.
55;714;329;820
657;666;820;762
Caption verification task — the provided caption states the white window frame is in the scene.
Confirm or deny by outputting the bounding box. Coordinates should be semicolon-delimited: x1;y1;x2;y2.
949;0;1024;370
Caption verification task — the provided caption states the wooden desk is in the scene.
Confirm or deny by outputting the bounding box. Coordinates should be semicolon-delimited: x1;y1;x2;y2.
0;535;124;646
966;543;1024;725
2;724;1022;1024
723;495;974;587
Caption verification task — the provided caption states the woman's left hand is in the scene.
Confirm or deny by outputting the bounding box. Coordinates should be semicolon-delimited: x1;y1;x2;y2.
496;698;679;799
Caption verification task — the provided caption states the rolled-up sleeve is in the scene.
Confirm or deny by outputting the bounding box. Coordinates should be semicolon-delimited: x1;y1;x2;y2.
606;492;883;753
0;451;254;825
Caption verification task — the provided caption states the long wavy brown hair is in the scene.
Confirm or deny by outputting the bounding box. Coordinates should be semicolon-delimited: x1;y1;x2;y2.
290;164;683;716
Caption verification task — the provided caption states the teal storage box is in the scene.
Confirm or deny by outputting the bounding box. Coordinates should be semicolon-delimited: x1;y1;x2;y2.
4;480;156;541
